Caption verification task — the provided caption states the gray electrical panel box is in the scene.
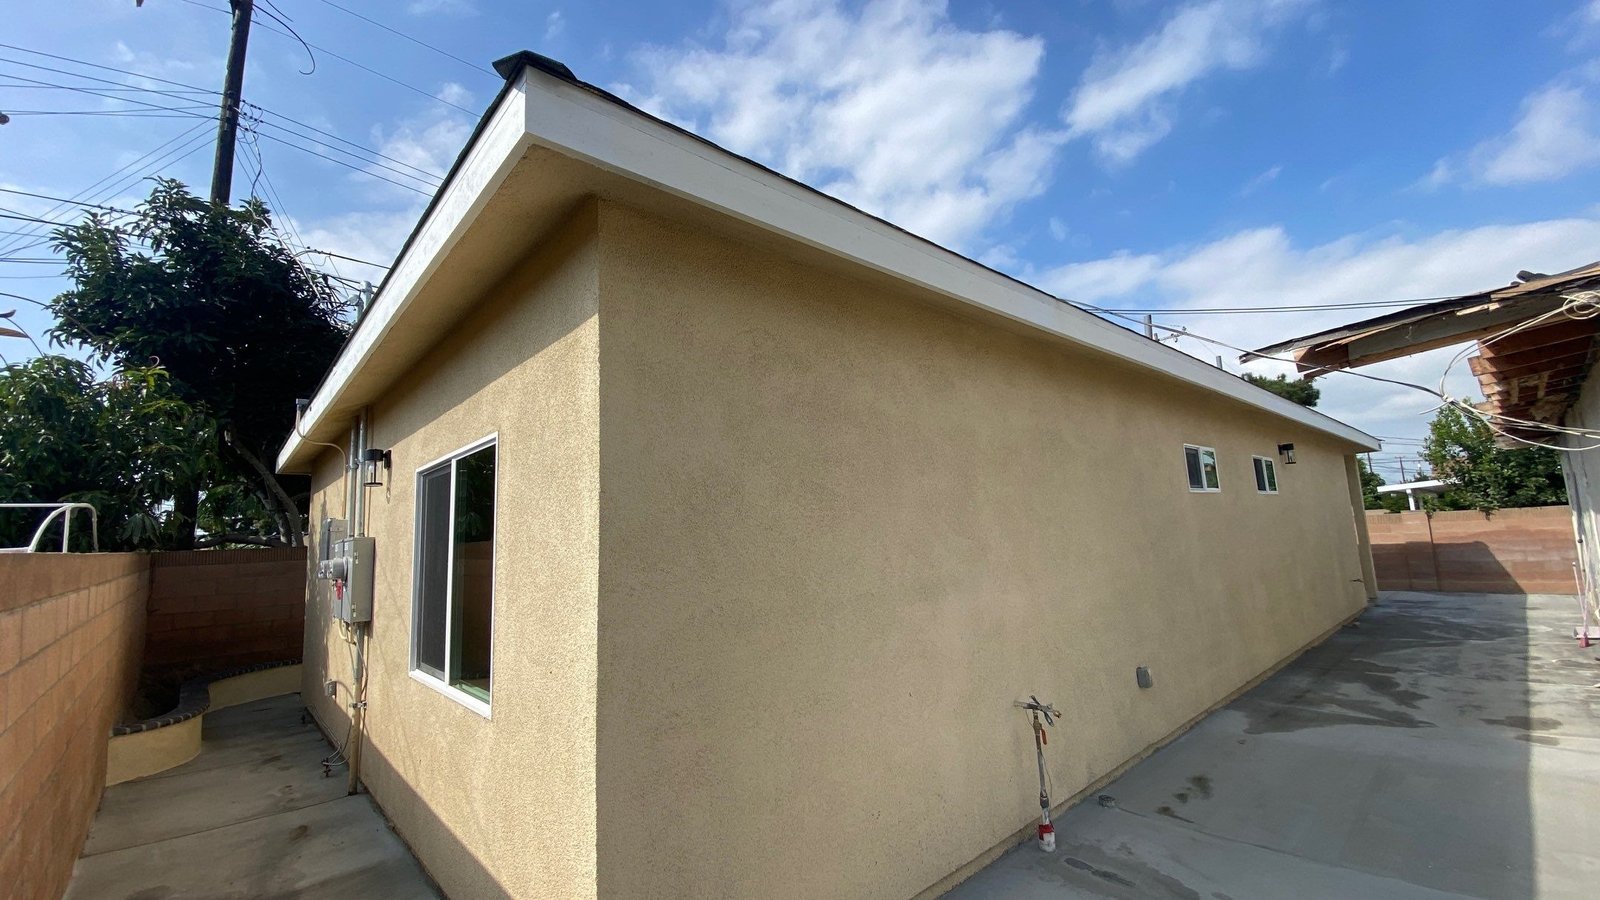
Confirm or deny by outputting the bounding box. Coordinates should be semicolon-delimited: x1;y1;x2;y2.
315;517;374;623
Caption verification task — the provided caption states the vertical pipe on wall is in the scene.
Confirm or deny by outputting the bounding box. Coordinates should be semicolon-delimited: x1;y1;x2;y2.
1345;454;1379;601
346;408;372;797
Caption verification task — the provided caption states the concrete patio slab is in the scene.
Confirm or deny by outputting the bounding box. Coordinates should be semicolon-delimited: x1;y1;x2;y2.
946;592;1600;900
67;694;437;900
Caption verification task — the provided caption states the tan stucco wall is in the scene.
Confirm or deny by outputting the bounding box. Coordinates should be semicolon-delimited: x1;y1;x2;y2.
297;195;1371;900
592;201;1370;898
301;203;601;900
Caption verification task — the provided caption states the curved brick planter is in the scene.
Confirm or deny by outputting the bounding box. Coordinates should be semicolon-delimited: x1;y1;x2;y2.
106;660;302;785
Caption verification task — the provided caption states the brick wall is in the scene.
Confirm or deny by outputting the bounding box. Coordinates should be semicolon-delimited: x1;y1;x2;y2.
144;547;307;675
1366;505;1578;594
0;553;147;900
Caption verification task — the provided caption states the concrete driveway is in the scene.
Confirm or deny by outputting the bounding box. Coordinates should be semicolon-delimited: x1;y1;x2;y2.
66;694;438;900
947;591;1600;899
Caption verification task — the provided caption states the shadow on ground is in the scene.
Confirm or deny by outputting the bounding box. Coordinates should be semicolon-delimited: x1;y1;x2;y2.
947;591;1600;900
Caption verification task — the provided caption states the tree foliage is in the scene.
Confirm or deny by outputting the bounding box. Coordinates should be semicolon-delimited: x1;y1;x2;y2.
0;357;205;550
1422;404;1567;512
1358;458;1395;511
47;179;350;544
1243;372;1320;407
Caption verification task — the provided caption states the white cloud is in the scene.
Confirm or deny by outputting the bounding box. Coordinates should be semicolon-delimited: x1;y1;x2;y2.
1238;163;1282;195
406;0;476;15
366;83;476;190
1035;216;1600;440
290;84;479;282
1465;83;1600;185
545;10;566;43
1063;0;1313;164
621;0;1058;249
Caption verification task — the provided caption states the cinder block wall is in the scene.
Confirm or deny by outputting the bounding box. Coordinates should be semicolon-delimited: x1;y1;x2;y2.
0;553;148;900
1366;506;1578;593
144;547;308;674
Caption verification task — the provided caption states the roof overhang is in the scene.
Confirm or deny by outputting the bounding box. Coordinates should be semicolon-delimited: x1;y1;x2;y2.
1248;262;1600;447
278;53;1379;473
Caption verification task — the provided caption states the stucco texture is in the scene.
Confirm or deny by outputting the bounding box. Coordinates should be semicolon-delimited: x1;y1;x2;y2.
592;201;1370;898
298;197;1370;899
302;202;600;900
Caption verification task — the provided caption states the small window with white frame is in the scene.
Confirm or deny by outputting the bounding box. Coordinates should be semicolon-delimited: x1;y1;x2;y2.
412;436;497;714
1184;445;1221;492
1253;455;1279;494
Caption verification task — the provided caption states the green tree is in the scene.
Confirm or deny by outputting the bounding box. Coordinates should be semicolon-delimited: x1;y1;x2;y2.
0;357;205;550
1422;404;1567;512
1243;372;1320;407
49;179;350;546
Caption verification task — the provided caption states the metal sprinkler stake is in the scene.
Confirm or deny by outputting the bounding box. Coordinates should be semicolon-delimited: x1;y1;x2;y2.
1014;695;1060;852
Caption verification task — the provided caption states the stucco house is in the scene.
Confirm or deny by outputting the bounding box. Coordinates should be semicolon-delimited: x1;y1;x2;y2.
278;51;1381;899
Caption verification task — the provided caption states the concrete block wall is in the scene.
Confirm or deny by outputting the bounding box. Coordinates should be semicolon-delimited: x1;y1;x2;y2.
0;553;147;900
1366;506;1578;593
143;547;308;674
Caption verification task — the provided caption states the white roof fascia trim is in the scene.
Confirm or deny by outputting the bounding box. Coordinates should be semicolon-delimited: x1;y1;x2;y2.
523;74;1378;451
277;80;533;472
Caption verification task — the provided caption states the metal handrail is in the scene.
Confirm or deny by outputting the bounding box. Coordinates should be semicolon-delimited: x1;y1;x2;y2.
0;502;100;553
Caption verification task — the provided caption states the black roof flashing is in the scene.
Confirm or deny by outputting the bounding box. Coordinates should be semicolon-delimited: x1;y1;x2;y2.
492;50;575;83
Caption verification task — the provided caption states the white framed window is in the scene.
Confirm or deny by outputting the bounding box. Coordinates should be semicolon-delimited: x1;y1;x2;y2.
1184;444;1221;492
1253;456;1279;494
411;435;498;716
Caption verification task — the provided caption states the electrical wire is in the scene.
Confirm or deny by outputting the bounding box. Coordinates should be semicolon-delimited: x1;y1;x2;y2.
313;0;492;79
0;124;218;258
179;0;477;115
1;47;446;184
1098;294;1466;316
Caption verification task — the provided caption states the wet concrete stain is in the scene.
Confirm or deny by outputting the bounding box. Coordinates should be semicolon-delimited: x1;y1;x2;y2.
1155;805;1195;823
1173;791;1189;804
1187;775;1213;799
1048;847;1206;899
1482;715;1562;732
1063;856;1137;888
288;824;310;842
1517;733;1562;746
1242;697;1435;734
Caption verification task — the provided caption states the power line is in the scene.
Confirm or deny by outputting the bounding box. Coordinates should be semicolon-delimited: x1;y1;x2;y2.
0;41;215;93
1098;295;1465;316
180;0;477;115
244;130;435;195
313;0;491;79
0;124;220;257
247;117;441;186
2;45;450;186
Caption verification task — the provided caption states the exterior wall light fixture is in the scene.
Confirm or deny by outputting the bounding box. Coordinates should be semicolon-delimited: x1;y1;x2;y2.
362;448;392;487
1277;442;1297;464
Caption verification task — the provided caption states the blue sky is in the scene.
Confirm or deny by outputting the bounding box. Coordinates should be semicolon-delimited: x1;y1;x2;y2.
6;0;1600;478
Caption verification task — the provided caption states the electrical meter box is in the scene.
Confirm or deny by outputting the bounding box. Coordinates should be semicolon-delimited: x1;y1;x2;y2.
315;518;374;623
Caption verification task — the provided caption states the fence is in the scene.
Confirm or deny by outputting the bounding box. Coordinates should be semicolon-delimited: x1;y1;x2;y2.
1365;506;1577;594
0;554;147;899
144;547;307;675
0;546;307;897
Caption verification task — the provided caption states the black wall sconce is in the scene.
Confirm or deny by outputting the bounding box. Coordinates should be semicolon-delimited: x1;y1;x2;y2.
362;448;392;487
1277;442;1297;464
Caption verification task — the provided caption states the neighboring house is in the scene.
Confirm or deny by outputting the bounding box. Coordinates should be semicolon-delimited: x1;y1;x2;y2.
1253;261;1600;629
278;51;1381;900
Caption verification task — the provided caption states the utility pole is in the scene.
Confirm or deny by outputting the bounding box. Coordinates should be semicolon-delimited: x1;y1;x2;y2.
1399;457;1408;482
209;0;254;205
1143;314;1154;339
